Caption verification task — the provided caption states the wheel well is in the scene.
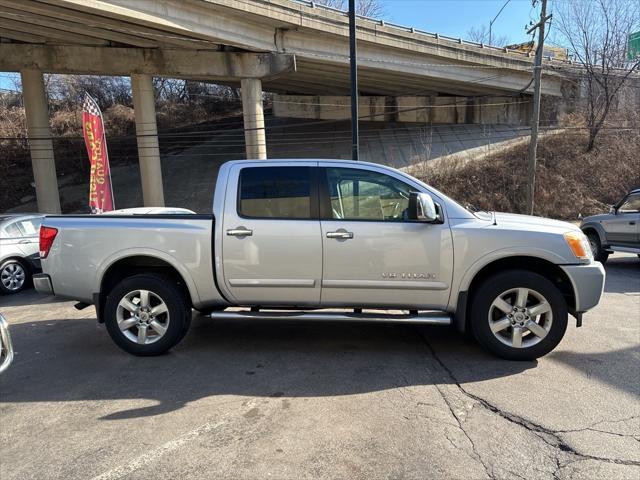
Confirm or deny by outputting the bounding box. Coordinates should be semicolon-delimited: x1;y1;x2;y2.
97;256;192;322
0;256;30;272
463;256;575;331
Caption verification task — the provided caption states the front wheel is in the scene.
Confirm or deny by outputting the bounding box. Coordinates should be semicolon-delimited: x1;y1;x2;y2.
586;232;609;263
104;274;191;356
470;270;568;361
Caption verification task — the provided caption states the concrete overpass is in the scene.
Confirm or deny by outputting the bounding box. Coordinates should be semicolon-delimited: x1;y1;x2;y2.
0;0;573;213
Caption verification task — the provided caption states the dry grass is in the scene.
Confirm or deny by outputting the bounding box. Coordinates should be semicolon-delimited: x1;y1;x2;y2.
415;129;640;219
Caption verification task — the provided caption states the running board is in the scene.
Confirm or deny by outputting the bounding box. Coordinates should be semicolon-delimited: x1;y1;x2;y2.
209;309;451;325
608;245;640;254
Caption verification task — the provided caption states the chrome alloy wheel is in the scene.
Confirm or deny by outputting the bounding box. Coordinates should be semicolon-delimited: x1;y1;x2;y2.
1;262;26;292
488;287;553;349
116;289;170;345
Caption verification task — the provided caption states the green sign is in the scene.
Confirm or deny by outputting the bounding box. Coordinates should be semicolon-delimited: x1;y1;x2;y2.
629;31;640;60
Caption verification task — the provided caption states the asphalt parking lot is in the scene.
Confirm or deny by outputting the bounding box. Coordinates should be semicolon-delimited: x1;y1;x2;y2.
0;255;638;480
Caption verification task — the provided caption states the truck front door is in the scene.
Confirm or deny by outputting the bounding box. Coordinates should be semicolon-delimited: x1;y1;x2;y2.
318;165;453;309
221;163;322;305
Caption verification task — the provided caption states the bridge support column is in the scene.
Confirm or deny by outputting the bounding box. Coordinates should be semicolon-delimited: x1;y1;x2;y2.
131;73;164;207
241;78;266;159
20;69;61;214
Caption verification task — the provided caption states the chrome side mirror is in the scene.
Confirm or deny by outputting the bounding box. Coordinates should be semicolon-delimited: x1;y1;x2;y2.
409;192;438;222
0;314;14;374
608;206;616;215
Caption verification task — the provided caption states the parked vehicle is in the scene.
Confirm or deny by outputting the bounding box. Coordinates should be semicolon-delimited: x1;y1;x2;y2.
104;207;196;215
34;160;605;360
580;188;640;263
0;214;43;294
0;313;14;374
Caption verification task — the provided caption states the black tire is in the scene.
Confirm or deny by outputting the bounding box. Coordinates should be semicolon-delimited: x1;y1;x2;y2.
586;232;609;264
0;258;29;295
470;270;568;361
104;274;190;356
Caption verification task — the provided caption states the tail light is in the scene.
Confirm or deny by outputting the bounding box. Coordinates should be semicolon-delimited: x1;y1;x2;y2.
39;226;58;259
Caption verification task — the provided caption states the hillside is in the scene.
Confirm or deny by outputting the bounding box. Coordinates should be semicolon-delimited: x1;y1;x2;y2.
415;129;640;220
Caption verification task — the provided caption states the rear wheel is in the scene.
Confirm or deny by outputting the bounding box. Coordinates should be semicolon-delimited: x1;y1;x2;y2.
471;270;568;361
586;232;609;263
0;259;28;294
104;274;190;356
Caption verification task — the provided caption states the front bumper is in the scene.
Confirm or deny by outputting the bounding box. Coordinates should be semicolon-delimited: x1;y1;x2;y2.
560;262;606;312
32;273;54;295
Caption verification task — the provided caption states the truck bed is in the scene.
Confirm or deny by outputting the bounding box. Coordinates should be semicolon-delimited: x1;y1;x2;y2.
40;214;226;309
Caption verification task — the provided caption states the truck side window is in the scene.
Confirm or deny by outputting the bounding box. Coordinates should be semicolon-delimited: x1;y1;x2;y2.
239;167;312;219
325;168;412;221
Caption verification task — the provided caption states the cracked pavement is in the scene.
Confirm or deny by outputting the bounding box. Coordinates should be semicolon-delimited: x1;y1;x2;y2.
0;254;638;479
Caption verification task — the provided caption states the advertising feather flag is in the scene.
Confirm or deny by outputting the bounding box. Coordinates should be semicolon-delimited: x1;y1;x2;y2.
82;93;114;213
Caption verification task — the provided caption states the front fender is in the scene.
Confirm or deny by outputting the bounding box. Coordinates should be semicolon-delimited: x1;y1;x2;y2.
580;222;607;245
449;246;571;312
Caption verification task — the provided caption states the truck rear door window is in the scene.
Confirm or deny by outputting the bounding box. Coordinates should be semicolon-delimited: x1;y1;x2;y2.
239;167;312;219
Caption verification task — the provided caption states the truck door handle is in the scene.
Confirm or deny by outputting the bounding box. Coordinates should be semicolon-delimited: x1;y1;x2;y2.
630;221;636;225
226;227;253;237
18;240;30;244
326;231;354;239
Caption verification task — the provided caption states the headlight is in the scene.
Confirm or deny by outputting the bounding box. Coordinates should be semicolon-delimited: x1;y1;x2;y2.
564;231;592;260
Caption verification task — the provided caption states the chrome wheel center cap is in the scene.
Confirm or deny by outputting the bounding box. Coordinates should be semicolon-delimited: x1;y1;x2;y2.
514;312;525;322
139;312;150;322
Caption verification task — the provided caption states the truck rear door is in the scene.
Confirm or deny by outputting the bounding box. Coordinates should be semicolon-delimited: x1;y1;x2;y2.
220;162;322;305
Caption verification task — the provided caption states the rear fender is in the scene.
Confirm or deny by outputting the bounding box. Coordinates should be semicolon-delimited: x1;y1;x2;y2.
97;248;201;307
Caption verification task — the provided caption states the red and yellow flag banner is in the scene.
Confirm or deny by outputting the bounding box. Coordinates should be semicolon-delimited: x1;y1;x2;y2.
82;93;114;213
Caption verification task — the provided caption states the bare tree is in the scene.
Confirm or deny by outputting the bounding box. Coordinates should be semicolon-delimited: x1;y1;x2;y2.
315;0;384;18
554;0;640;150
46;75;133;109
466;25;509;47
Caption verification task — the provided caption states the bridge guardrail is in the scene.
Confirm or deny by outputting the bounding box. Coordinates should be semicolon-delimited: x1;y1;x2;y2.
293;0;573;64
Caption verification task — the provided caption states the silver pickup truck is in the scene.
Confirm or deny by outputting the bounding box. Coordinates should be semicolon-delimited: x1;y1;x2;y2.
33;160;605;360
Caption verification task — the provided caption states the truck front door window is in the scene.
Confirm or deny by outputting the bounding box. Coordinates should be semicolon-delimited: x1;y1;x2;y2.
326;168;411;221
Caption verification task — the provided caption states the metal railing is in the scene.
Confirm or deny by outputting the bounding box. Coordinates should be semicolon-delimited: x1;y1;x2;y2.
289;0;572;63
0;313;14;374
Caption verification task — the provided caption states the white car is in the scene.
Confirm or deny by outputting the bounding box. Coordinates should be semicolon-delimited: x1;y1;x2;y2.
0;214;44;294
103;207;196;215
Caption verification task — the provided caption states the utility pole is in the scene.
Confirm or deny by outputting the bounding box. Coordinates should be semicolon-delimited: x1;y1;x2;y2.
348;0;359;160
525;0;551;215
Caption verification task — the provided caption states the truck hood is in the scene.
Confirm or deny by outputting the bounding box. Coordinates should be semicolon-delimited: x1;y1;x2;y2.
491;212;580;233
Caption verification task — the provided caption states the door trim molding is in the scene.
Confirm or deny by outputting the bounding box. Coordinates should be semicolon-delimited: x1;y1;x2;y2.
322;279;448;290
229;279;317;288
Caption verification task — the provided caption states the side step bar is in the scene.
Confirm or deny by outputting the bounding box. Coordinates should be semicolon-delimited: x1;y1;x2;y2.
608;245;640;254
210;309;451;325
